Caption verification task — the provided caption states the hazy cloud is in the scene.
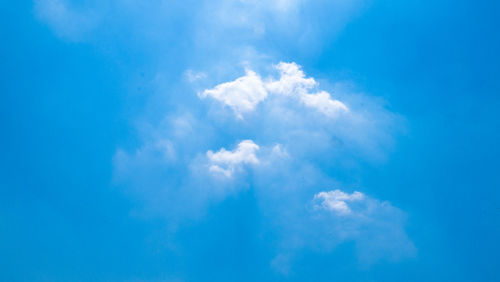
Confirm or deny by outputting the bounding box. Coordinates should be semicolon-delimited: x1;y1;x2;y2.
269;189;416;272
34;0;100;41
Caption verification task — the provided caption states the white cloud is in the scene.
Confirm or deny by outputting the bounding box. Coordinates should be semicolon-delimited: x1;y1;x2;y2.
267;62;349;116
301;91;349;117
207;140;260;177
200;62;348;118
265;62;316;96
313;189;364;214
200;70;268;118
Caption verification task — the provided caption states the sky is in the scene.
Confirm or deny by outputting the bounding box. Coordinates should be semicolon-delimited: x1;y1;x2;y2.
1;0;499;281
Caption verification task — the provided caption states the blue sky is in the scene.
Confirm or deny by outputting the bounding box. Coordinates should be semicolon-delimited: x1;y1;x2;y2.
1;0;499;281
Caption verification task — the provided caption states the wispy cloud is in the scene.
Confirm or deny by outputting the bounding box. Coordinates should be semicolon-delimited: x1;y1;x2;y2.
34;0;100;41
269;189;416;272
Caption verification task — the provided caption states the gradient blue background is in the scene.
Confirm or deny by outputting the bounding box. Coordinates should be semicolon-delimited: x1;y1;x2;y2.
1;0;499;281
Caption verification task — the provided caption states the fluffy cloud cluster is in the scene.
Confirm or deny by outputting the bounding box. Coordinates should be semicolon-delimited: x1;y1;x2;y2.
35;0;411;275
207;140;260;177
201;62;348;118
113;60;411;270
